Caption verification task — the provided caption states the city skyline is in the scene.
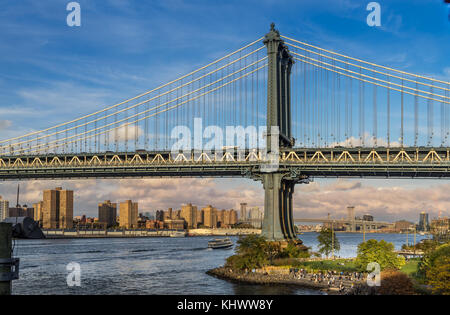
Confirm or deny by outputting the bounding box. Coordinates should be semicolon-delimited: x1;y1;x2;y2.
0;178;448;223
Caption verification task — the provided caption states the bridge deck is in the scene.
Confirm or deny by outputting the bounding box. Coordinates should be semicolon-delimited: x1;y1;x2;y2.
1;147;450;180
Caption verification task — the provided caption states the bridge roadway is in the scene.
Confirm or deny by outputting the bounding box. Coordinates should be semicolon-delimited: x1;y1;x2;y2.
1;147;450;180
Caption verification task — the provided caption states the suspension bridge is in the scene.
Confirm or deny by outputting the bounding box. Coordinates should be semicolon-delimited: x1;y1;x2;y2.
0;24;449;241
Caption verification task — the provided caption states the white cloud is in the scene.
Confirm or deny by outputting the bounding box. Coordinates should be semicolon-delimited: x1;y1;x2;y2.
330;132;401;147
108;123;143;143
0;120;12;131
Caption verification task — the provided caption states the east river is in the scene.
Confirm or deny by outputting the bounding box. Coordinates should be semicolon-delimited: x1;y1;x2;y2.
11;232;430;295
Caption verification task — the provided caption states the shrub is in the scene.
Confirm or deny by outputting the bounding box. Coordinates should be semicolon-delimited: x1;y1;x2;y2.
377;269;416;295
346;270;416;295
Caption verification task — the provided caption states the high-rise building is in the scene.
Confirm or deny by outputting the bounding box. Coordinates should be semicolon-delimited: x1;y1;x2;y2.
156;210;165;221
119;200;138;229
33;201;44;224
164;208;173;220
248;207;263;228
202;205;217;228
0;196;9;221
98;200;117;228
419;212;429;232
164;219;185;230
347;206;356;232
222;210;230;226
347;206;355;220
43;189;57;228
8;206;33;218
217;210;225;227
42;187;73;229
230;209;238;225
181;203;198;228
195;209;202;226
23;205;34;219
59;190;73;229
430;217;449;242
240;203;248;221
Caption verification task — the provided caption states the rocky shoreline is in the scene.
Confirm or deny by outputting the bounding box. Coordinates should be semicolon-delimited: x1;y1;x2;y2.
206;267;357;295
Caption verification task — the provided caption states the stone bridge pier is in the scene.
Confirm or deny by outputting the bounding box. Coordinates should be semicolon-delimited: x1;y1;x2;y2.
260;172;309;241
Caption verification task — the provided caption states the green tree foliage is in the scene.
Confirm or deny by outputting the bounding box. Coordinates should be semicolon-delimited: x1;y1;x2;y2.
402;239;439;252
418;242;450;272
224;235;310;271
355;239;405;271
418;242;450;294
279;241;311;259
426;256;450;295
225;235;272;270
317;228;340;258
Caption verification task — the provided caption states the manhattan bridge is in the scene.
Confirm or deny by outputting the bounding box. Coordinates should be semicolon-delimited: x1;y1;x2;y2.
0;24;449;241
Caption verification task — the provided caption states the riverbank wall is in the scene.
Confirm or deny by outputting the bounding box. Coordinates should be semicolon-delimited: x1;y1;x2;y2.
206;267;360;295
188;228;261;236
40;228;261;239
42;229;181;238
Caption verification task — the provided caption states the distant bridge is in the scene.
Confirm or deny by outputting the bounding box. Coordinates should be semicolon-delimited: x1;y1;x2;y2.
294;218;394;231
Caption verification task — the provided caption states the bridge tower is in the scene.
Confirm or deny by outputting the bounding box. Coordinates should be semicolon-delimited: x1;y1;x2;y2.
261;24;299;241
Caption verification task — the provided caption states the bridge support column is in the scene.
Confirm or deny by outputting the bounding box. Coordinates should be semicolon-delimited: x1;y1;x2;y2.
261;173;297;241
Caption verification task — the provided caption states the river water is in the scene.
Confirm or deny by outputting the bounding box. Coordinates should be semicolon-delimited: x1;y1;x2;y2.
11;232;430;295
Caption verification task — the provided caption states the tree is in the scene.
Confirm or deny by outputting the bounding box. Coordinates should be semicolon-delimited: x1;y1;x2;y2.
426;256;450;295
279;241;311;259
225;235;271;270
355;239;405;271
317;227;340;258
225;235;311;271
420;242;450;294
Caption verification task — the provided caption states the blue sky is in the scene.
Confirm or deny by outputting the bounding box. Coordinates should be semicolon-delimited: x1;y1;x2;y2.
0;0;449;221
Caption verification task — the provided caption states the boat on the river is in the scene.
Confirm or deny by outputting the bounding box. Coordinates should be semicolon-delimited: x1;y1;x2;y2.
169;231;186;237
208;237;233;249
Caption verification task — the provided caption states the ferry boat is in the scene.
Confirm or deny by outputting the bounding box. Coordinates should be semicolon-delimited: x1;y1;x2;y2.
169;231;186;238
208;237;233;249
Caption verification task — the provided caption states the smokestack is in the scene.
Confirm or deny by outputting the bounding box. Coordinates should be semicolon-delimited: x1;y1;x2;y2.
16;184;20;208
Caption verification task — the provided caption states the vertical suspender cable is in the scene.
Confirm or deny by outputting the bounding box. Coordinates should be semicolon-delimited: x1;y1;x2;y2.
387;75;390;148
359;67;363;146
401;79;404;147
415;81;418;147
373;85;377;147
